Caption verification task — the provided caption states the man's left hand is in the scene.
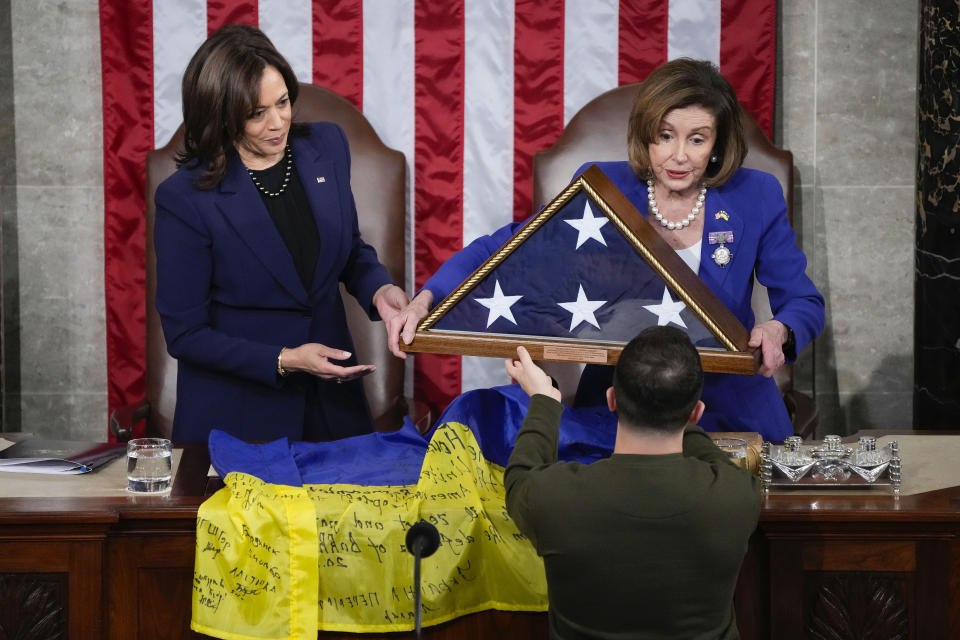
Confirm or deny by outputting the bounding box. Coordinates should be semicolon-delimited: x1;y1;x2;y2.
504;346;561;402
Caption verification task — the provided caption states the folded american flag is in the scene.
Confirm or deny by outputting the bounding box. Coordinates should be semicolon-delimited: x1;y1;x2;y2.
433;191;721;349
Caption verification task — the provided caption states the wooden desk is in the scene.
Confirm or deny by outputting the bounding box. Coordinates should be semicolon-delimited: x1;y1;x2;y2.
1;443;958;639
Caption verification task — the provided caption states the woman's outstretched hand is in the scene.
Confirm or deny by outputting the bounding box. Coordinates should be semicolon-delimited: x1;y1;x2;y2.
281;343;375;381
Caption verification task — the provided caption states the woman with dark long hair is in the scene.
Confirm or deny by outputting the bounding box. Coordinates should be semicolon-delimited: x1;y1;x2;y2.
155;25;408;443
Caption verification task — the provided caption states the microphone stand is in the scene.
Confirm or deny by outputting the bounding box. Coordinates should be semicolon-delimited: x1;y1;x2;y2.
405;520;440;639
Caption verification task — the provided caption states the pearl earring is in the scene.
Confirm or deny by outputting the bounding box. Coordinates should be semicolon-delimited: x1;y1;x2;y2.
710;155;718;163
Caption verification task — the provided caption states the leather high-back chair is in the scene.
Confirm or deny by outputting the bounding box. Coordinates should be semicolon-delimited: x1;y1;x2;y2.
532;83;817;439
112;83;415;440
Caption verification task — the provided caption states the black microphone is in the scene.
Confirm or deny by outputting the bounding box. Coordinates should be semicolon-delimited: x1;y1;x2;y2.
406;520;440;558
406;520;441;639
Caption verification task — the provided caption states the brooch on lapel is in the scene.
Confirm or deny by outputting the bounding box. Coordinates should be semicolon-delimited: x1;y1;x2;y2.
708;230;734;268
715;211;729;221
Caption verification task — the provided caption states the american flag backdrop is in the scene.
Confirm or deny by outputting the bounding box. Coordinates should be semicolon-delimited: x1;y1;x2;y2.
99;0;776;422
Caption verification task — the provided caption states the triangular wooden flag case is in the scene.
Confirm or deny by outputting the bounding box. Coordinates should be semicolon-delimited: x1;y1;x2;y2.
401;165;758;375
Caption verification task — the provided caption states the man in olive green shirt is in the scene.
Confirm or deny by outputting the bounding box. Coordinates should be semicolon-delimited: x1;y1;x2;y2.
504;326;761;639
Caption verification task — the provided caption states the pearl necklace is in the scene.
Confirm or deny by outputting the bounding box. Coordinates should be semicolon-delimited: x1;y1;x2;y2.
647;179;707;230
247;145;293;198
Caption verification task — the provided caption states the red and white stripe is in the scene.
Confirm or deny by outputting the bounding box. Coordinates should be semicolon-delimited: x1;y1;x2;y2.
100;0;776;427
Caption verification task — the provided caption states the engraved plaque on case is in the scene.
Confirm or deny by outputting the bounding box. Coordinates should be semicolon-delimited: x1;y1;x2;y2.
541;345;608;364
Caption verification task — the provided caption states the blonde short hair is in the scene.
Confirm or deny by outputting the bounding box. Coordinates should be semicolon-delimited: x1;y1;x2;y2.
627;58;746;187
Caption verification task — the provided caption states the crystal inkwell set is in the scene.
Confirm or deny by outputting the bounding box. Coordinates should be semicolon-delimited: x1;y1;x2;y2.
760;435;901;493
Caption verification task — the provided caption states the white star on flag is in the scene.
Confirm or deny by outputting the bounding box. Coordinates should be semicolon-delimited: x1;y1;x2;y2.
558;284;607;331
564;201;609;249
643;287;688;328
474;280;523;328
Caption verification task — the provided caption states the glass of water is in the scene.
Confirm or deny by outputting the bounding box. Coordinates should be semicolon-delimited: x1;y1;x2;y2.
713;437;749;471
126;438;172;493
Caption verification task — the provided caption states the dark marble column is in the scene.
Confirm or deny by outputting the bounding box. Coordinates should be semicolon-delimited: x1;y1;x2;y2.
915;1;960;427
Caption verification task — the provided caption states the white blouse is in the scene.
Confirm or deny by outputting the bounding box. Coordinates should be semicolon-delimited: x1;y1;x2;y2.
674;240;702;274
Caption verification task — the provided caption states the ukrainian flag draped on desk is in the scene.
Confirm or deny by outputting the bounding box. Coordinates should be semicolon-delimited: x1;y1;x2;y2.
191;385;617;639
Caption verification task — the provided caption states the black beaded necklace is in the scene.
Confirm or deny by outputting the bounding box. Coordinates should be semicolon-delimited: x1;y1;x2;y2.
246;145;293;198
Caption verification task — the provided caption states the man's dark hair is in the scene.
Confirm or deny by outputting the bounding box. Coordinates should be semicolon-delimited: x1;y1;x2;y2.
612;326;704;431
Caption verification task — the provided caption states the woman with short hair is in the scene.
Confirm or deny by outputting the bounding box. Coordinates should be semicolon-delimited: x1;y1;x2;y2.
391;58;824;441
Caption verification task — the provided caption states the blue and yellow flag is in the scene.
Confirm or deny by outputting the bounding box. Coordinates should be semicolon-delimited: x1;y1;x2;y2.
192;385;618;640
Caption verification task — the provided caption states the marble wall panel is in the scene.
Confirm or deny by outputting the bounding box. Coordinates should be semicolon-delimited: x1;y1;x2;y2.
778;0;918;435
816;0;918;187
0;184;18;431
15;185;103;301
788;184;818;398
779;0;816;174
11;0;102;186
0;0;14;187
816;185;914;412
15;185;105;437
816;391;914;434
18;293;106;395
0;190;20;348
9;0;105;436
19;391;107;441
1;1;15;431
780;3;823;421
794;184;817;284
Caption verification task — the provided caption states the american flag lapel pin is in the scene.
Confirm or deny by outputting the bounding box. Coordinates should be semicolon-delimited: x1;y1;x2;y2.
316;176;325;183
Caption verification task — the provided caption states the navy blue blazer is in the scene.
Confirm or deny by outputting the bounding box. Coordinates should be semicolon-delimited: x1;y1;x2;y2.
155;123;392;443
424;162;824;441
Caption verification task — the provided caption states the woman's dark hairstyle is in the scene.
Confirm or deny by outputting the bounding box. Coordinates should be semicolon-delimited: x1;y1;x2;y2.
612;326;704;432
627;58;746;187
177;24;300;189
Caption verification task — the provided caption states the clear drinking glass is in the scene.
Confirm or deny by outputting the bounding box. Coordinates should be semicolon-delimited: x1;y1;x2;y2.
714;437;749;470
126;438;172;493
